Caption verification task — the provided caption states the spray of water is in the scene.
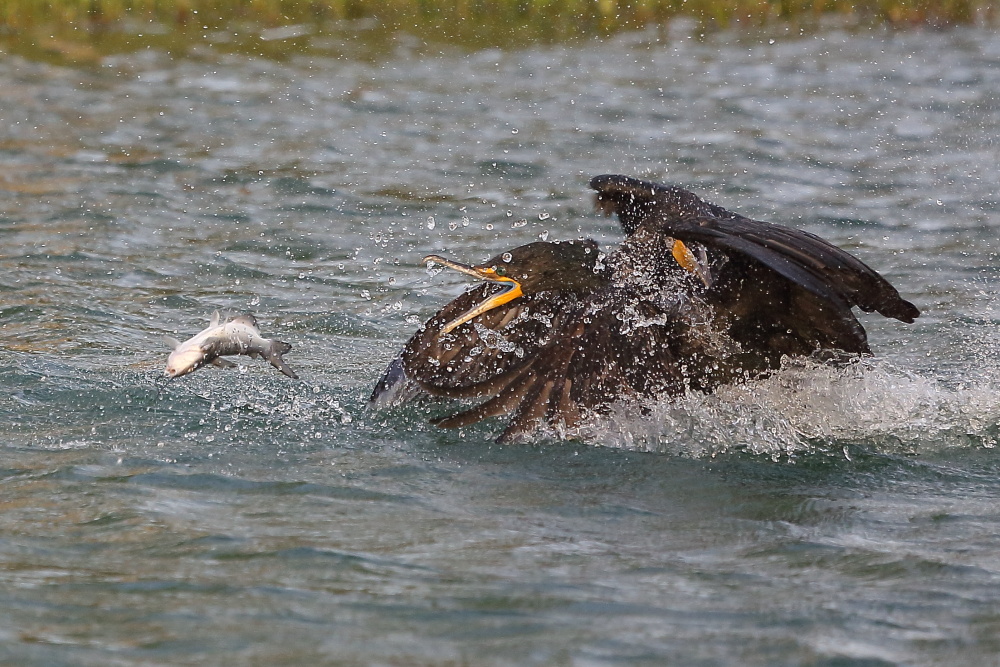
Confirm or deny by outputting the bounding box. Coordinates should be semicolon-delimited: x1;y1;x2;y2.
153;374;173;401
580;354;1000;459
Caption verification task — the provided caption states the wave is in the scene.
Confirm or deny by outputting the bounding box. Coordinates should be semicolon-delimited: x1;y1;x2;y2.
582;356;1000;459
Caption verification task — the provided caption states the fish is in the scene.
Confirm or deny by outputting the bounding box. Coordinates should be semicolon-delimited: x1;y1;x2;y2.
164;311;299;380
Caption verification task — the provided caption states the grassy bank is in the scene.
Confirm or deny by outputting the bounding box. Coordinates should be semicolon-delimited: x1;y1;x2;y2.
0;0;995;63
0;0;994;29
1;0;993;28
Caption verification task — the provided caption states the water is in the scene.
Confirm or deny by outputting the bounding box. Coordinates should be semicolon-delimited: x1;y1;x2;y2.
2;23;1000;665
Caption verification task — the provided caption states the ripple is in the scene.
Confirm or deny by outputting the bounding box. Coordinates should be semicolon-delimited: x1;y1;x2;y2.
1;25;1000;667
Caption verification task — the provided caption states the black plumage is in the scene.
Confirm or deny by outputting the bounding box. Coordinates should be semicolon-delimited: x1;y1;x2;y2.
371;175;919;442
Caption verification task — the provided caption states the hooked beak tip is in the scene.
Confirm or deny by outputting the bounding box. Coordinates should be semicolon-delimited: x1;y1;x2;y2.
422;253;524;335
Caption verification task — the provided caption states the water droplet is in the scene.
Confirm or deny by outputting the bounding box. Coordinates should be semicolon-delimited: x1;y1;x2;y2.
512;218;527;228
360;289;371;300
501;252;513;262
486;223;494;230
426;216;436;230
449;220;458;230
539;230;549;241
249;295;261;306
769;38;775;44
538;212;550;220
511;128;519;134
461;216;470;227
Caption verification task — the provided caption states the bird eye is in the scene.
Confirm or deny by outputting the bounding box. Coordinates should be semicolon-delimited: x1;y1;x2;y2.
495;266;507;277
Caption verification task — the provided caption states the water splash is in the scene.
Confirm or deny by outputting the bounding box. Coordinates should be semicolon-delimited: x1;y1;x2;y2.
583;356;1000;459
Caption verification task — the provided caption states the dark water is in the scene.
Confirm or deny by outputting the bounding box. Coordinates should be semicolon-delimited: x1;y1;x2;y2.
2;23;1000;665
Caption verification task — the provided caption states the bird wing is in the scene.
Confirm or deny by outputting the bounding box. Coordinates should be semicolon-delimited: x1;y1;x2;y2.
431;293;693;443
707;253;873;364
397;284;590;399
590;174;919;323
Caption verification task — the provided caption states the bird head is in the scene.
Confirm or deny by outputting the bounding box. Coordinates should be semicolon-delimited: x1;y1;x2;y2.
424;240;603;335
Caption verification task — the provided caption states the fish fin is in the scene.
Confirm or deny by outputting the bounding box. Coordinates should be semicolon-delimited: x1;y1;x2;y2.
211;357;237;369
210;310;222;327
266;340;299;379
164;336;182;350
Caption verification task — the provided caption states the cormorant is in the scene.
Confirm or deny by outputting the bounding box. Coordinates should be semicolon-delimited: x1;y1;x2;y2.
371;175;919;442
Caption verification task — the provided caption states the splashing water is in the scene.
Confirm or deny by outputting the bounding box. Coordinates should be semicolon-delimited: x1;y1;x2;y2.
584;355;1000;459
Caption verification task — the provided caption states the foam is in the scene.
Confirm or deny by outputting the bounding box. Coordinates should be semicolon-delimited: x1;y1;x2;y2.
580;356;1000;459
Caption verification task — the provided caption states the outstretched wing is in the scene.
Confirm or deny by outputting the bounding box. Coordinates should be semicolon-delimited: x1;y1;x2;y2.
371;283;594;408
590;174;919;323
430;293;697;443
707;252;874;363
373;279;699;443
401;284;588;398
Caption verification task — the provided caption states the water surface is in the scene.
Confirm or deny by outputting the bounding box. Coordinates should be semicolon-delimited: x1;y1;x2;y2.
2;24;1000;665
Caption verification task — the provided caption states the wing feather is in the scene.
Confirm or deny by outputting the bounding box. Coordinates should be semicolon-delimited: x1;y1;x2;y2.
494;295;690;442
401;286;586;397
590;174;919;323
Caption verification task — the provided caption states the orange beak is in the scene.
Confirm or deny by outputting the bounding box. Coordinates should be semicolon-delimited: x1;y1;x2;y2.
423;255;524;335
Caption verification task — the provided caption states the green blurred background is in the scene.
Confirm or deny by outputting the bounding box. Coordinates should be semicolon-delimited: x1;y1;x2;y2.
1;0;996;64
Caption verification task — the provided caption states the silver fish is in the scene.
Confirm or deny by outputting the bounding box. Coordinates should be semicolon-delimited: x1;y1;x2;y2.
164;311;299;379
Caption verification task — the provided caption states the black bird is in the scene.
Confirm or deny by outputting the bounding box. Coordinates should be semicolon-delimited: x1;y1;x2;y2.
371;175;919;443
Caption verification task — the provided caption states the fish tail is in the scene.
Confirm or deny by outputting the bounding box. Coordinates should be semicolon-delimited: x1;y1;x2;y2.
267;339;299;379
